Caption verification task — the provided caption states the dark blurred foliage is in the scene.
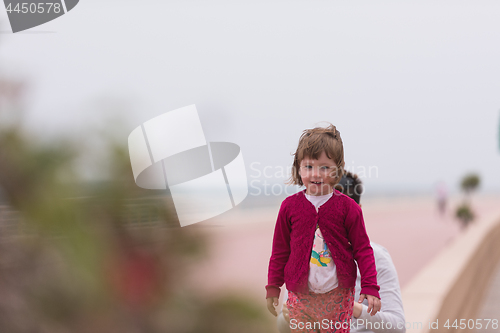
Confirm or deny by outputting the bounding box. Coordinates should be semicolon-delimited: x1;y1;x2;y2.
460;173;480;194
0;81;272;332
455;203;475;229
455;173;481;229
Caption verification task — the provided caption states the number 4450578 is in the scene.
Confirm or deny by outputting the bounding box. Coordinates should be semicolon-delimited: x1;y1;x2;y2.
443;319;498;330
6;3;62;14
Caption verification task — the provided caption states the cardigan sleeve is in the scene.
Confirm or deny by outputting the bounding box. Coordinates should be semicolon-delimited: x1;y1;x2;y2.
345;200;381;299
265;200;291;299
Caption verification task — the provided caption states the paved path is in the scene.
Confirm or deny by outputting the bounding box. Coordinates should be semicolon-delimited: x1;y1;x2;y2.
475;259;500;333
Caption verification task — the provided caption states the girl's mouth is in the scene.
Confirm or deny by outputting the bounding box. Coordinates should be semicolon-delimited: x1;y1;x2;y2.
311;181;323;185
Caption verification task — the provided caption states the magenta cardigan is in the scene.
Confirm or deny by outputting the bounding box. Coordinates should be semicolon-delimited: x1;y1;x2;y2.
266;190;380;299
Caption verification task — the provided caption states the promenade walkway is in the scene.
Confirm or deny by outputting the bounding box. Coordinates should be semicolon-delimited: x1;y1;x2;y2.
475;260;500;333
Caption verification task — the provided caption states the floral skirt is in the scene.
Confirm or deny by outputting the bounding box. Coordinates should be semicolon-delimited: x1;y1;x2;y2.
287;287;354;333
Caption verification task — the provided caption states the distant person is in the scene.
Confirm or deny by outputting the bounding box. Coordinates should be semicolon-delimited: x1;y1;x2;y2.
277;172;405;333
266;124;380;333
436;182;447;216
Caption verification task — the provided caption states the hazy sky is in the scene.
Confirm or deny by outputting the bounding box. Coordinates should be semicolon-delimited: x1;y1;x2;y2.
0;0;499;194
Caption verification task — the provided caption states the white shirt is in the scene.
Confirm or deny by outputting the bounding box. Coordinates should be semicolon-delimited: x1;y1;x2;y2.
351;243;406;333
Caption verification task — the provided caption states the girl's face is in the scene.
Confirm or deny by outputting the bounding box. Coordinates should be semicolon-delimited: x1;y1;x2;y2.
299;151;338;196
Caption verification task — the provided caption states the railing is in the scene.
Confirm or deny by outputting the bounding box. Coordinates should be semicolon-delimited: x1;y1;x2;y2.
402;211;500;333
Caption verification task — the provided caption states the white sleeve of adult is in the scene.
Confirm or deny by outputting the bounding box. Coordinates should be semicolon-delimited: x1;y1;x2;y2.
356;244;406;333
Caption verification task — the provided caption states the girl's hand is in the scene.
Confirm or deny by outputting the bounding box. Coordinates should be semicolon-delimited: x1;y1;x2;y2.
267;297;279;317
358;294;381;316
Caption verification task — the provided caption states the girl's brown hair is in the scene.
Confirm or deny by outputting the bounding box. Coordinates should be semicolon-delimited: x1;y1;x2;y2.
287;123;344;187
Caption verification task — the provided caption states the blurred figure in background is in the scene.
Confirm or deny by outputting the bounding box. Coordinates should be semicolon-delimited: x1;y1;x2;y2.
436;181;448;217
277;172;406;333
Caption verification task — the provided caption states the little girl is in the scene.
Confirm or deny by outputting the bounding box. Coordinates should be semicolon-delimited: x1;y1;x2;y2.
266;124;381;333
